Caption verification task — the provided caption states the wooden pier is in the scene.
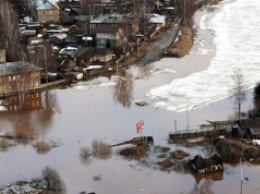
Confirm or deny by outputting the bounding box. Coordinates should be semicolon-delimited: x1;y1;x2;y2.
169;128;228;140
109;136;154;147
169;120;239;142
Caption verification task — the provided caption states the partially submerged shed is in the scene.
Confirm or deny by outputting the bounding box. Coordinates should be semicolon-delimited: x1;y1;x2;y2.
189;154;223;173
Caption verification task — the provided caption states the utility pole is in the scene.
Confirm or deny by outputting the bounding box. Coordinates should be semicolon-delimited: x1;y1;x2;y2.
143;0;147;34
174;120;177;133
186;99;189;130
184;0;186;17
133;0;136;16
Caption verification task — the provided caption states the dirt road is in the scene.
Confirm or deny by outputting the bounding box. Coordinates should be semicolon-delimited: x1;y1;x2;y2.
136;17;182;66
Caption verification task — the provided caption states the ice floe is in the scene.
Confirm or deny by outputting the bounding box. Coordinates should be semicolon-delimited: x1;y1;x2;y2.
146;0;260;112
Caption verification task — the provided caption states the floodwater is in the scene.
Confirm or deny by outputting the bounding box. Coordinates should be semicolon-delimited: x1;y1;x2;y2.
0;60;259;194
1;1;260;194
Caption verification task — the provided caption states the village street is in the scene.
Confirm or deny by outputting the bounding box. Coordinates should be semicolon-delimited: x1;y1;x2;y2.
136;17;182;66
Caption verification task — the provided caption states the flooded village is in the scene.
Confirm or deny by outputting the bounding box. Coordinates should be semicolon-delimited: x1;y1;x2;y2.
1;0;260;194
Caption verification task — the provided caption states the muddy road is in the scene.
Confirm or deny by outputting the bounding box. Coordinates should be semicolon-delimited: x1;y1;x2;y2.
136;18;181;66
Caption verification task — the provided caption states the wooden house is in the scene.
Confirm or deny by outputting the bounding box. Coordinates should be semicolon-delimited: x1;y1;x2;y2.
148;14;167;29
33;0;60;23
0;62;42;97
75;47;114;66
189;154;223;173
2;93;42;111
89;13;133;35
96;24;125;49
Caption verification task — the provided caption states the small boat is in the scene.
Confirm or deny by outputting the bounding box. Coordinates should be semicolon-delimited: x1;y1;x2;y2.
109;136;154;147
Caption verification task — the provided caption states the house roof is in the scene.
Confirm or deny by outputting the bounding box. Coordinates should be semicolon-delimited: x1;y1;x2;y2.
76;47;113;59
90;14;133;24
36;0;59;11
0;62;42;76
96;24;120;34
148;15;166;24
190;155;206;169
200;120;238;130
190;154;222;170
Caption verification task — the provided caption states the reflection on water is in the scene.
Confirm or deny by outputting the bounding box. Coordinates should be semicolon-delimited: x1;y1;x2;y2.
113;72;133;108
0;80;259;194
138;64;153;77
32;139;60;155
191;171;223;185
92;139;112;160
0;91;60;148
188;179;215;194
80;140;112;165
0;138;11;152
3;92;42;111
80;146;93;166
41;166;66;194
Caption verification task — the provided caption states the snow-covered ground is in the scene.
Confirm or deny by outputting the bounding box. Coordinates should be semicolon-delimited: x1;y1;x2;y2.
48;0;59;4
146;0;260;112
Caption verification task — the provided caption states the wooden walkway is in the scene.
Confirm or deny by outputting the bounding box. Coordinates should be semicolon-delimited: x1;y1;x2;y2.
169;120;239;141
169;128;228;140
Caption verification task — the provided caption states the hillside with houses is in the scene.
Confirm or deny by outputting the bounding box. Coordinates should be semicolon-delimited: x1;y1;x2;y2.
0;0;186;100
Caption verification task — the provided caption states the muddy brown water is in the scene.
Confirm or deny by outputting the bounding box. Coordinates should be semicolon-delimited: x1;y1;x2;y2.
1;10;260;194
0;66;258;194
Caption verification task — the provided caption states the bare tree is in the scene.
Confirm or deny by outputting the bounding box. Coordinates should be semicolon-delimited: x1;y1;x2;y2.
13;44;34;108
113;73;134;108
253;82;260;109
0;0;21;61
91;139;112;160
78;18;90;36
230;69;246;122
33;41;56;83
188;179;215;194
80;0;96;15
41;166;66;194
16;60;28;108
248;82;260;118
